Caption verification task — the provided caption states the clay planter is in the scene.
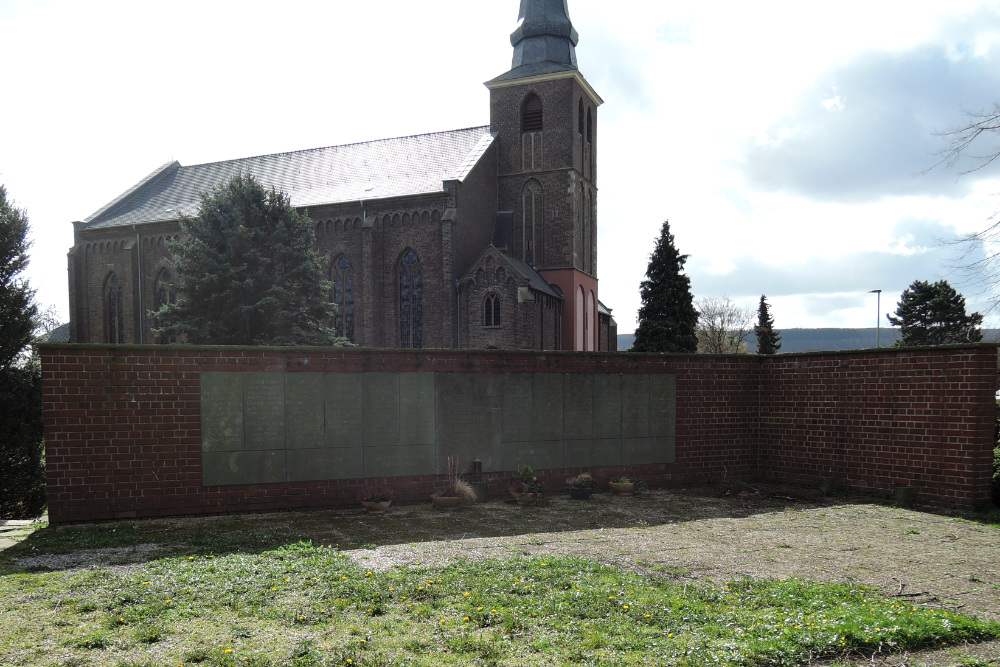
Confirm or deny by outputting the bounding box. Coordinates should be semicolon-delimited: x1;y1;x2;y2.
517;492;541;506
361;500;391;514
568;487;595;500
431;495;463;511
608;481;635;496
508;487;523;501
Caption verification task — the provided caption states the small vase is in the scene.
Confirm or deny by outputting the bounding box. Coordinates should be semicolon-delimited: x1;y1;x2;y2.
431;495;463;511
569;487;594;500
361;500;391;514
609;482;635;496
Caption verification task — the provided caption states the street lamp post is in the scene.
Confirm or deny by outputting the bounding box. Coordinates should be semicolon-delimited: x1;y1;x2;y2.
868;289;882;348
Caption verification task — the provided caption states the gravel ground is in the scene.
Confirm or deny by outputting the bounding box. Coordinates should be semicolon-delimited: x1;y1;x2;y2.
5;485;1000;665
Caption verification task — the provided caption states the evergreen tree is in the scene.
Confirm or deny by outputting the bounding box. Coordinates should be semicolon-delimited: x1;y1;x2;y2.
887;279;983;346
754;294;781;354
152;174;349;346
0;185;45;518
632;220;699;353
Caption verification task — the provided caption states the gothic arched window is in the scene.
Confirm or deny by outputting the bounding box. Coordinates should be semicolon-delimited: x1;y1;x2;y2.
521;180;543;265
106;273;124;343
483;294;501;327
399;250;422;348
578;98;584;135
586;107;593;144
333;256;355;342
522;93;543;131
154;269;178;344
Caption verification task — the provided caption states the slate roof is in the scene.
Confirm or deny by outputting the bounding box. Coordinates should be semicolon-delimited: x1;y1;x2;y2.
79;126;494;231
498;251;563;300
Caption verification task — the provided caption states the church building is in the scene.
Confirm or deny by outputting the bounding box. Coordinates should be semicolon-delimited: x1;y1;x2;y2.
67;0;616;351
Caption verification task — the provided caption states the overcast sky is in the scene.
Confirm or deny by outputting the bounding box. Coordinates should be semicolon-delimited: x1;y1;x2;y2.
3;0;1000;335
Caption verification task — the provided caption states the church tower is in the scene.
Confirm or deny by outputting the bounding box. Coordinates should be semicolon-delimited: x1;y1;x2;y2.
487;0;603;351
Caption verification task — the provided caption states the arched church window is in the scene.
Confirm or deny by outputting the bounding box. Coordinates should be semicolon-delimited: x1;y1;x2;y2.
586;107;592;144
521;180;543;266
399;250;423;348
578;98;584;135
522;93;543;131
154;269;178;344
333;256;355;342
483;294;501;327
106;273;124;343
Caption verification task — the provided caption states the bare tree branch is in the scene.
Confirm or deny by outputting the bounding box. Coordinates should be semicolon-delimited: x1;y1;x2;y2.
695;296;753;354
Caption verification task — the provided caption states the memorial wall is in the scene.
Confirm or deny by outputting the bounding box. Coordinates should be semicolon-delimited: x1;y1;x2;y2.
38;345;997;523
200;371;676;486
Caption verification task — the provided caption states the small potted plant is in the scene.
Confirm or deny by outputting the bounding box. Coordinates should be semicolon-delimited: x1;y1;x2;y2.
358;485;393;514
508;464;544;505
432;456;478;511
609;475;636;496
565;472;596;500
609;475;648;496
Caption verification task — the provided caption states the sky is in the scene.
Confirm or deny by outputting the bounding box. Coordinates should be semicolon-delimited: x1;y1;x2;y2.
3;0;1000;335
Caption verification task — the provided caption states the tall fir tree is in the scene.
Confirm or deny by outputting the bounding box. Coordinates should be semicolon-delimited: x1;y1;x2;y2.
0;185;45;518
632;220;699;353
887;279;983;346
754;294;781;354
152;174;349;346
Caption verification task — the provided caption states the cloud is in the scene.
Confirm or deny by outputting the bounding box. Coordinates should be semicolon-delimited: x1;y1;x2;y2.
688;219;980;300
742;16;1000;202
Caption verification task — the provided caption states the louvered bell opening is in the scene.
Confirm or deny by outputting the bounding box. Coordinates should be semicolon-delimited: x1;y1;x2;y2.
522;96;544;132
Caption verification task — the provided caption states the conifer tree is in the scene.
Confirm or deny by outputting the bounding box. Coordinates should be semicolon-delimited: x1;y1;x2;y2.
0;185;45;518
887;279;983;346
152;174;349;346
632;220;698;353
754;294;781;354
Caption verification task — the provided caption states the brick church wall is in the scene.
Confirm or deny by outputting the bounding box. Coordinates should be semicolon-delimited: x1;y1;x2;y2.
39;344;996;523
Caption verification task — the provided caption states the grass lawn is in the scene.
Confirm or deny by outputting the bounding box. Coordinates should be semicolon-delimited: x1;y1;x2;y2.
2;530;998;667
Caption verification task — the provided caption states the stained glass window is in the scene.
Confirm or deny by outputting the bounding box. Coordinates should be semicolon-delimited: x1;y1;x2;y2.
399;251;422;347
107;274;124;343
333;256;355;341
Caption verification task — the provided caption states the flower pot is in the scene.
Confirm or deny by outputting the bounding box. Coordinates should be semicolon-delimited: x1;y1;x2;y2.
361;500;391;514
508;487;522;501
431;495;463;511
517;492;540;506
568;487;594;500
609;482;635;496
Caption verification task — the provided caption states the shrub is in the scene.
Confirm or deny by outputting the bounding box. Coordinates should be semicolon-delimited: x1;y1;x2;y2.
0;359;45;518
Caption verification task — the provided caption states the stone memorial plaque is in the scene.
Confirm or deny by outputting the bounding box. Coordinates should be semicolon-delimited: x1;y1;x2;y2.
203;450;286;486
501;439;563;471
648;374;676;438
564;438;621;467
437;373;501;463
501;374;533;442
243;373;285;450
623;435;675;465
621;374;650;438
363;373;399;445
399;373;435;445
287;447;363;482
531;374;564;441
285;373;324;450
324;373;363;448
201;372;244;452
563;374;594;440
364;444;435;477
592;374;622;439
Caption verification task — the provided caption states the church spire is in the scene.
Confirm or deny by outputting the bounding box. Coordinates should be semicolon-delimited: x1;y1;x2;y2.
497;0;579;81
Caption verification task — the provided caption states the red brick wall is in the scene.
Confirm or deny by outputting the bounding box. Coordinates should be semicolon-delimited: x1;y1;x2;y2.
39;345;997;523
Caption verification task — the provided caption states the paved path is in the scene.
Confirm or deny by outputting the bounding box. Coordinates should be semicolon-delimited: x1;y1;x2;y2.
0;518;44;552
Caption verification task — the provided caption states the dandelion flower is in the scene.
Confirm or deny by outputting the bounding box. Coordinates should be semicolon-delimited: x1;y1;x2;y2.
464;592;470;597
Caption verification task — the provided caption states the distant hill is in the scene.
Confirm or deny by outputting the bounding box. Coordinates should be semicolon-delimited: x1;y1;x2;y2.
616;329;999;353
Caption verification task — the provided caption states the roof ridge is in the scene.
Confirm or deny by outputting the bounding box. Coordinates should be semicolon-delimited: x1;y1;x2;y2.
185;125;491;168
